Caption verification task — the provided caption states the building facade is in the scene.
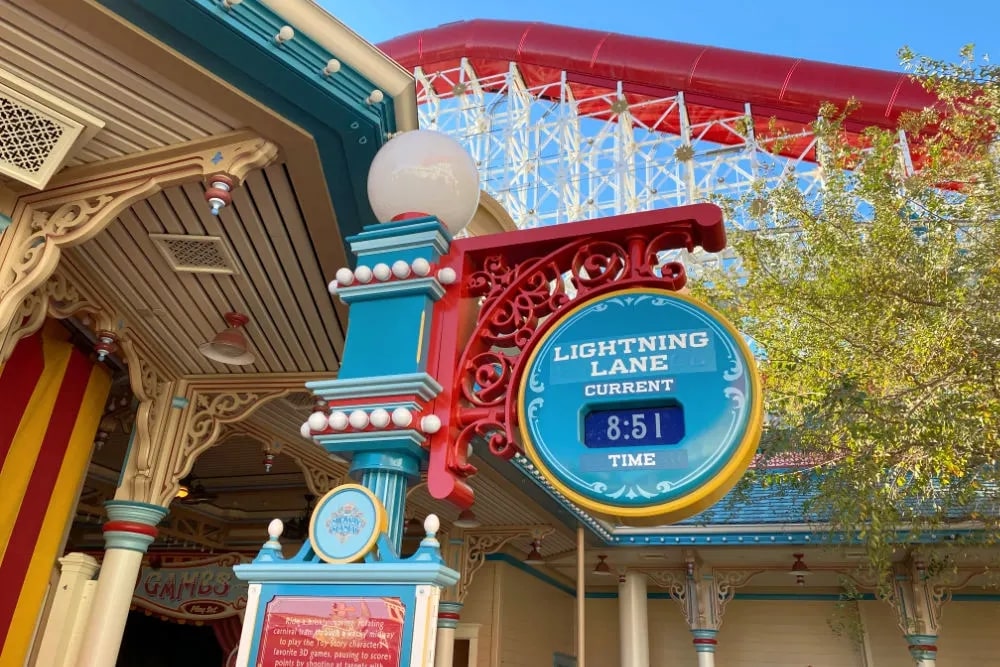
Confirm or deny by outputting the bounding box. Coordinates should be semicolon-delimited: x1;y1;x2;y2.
0;2;996;666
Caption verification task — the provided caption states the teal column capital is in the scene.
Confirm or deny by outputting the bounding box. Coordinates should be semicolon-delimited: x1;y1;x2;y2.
104;500;168;525
102;500;168;553
691;628;719;653
905;634;938;662
438;601;464;630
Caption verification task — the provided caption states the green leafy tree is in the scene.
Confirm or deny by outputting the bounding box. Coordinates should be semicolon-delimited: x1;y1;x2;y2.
697;46;1000;580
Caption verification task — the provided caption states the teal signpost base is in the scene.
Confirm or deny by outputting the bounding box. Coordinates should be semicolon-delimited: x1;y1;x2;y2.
233;518;458;667
233;498;458;666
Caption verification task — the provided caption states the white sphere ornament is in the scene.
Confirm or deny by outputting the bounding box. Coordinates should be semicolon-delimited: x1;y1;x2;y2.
369;408;391;428
329;411;349;431
307;411;329;431
300;421;312;437
354;265;373;284
391;260;411;279
268;518;284;539
348;410;370;429
367;129;481;235
411;258;431;277
373;263;392;281
438;267;457;285
391;407;413;427
335;267;355;286
421;414;442;434
424;513;440;536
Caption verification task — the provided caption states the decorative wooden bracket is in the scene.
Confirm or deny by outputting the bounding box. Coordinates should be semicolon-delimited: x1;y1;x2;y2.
454;525;555;602
642;551;762;631
0;129;280;357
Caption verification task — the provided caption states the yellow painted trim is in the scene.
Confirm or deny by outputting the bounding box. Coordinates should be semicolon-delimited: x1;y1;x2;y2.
416;310;426;364
516;288;764;525
2;363;110;666
0;335;74;567
308;484;388;564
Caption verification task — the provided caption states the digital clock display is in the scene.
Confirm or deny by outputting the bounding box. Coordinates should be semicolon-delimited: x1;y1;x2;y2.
582;404;685;448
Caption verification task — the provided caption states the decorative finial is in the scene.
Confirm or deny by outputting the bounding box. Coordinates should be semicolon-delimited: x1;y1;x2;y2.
267;518;284;542
423;513;440;538
205;175;234;216
275;26;294;44
94;331;118;362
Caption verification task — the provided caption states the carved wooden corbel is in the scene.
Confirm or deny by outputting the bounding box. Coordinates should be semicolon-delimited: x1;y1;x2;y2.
0;130;280;354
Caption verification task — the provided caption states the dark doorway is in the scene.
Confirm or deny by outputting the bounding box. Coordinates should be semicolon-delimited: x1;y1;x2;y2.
453;638;471;667
117;611;223;667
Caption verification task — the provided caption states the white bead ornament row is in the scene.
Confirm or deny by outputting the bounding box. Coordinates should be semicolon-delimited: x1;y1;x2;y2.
300;408;443;437
328;259;456;294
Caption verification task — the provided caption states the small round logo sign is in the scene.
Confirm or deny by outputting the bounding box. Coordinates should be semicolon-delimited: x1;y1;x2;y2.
517;288;763;524
309;484;387;564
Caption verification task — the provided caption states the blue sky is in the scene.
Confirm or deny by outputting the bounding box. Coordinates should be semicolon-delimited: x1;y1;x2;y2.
323;0;999;71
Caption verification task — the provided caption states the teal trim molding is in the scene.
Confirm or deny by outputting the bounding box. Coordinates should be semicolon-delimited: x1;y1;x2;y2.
95;0;396;243
103;529;157;552
485;554;1000;603
104;499;168;526
0;213;11;232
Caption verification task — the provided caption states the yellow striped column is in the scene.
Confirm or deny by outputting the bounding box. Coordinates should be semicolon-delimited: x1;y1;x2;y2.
0;322;111;665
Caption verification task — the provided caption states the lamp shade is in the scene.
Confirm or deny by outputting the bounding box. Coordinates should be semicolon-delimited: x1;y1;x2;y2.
453;509;481;529
524;540;544;565
367;129;480;235
593;554;612;576
199;312;254;365
789;553;811;586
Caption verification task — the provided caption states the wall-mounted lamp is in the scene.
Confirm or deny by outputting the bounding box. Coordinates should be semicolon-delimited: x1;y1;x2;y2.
524;540;544;565
789;553;811;586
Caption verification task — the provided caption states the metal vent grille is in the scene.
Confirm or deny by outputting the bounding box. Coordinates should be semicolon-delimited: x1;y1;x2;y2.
0;67;103;189
149;234;239;275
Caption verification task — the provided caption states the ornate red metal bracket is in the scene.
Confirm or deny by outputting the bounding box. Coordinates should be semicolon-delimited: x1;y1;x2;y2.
425;203;727;508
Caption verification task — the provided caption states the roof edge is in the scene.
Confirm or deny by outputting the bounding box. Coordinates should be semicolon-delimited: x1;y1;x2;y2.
260;0;418;131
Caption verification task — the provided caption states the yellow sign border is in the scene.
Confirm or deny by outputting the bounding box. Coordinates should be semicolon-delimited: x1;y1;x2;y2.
308;483;389;564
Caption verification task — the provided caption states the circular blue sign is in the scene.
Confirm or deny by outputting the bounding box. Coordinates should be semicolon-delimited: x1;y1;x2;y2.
309;484;387;563
517;288;763;524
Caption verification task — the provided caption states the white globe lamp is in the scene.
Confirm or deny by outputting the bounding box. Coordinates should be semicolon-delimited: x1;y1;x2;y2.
367;130;480;235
